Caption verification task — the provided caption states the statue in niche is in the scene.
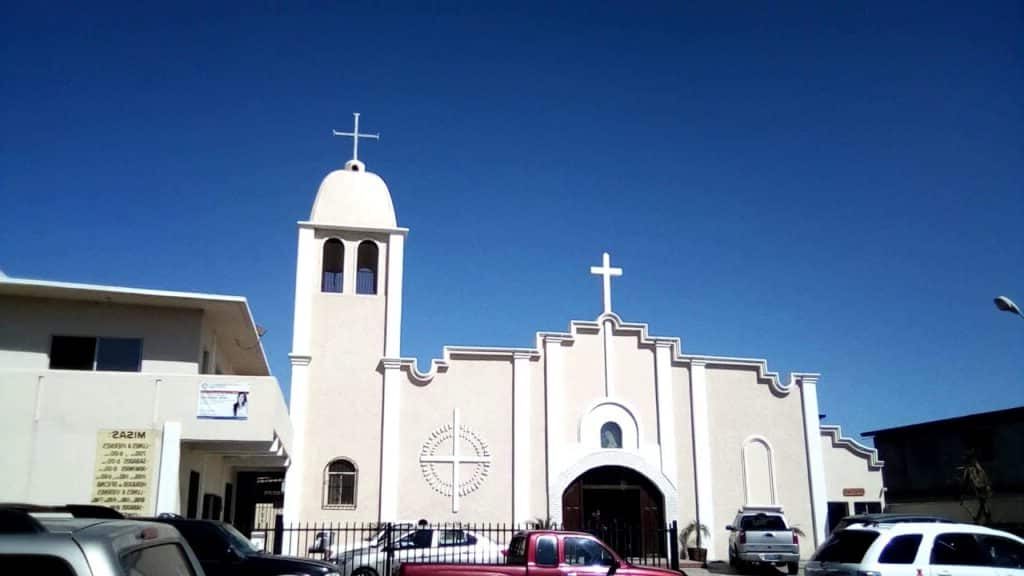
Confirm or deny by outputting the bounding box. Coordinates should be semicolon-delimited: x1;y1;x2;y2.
601;422;622;449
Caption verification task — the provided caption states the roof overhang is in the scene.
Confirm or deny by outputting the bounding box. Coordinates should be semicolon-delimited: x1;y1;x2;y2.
0;276;270;376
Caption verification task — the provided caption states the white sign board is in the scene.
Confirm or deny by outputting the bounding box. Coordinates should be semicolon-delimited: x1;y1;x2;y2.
197;382;250;420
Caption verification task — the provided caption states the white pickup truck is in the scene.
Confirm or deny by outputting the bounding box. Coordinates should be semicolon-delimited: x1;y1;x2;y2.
726;508;800;574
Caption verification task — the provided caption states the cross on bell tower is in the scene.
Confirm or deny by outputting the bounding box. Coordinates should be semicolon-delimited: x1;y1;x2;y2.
332;112;380;164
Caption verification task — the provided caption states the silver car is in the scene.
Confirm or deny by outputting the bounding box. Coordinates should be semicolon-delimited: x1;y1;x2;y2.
332;528;505;576
726;509;801;574
0;505;204;576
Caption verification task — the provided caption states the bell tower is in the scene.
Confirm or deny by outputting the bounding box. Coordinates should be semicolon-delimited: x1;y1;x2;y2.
284;114;406;523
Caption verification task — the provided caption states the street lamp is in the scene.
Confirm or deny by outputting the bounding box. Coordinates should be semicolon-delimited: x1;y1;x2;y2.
994;296;1023;319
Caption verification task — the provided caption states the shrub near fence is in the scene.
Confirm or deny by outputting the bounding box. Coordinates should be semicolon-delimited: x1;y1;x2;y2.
254;518;680;573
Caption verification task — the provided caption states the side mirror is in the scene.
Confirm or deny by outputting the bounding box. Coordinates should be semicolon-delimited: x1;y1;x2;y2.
226;546;245;562
607;561;620;576
725;525;735;531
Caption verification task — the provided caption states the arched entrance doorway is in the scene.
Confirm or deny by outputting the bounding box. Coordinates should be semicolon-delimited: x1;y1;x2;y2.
561;466;665;558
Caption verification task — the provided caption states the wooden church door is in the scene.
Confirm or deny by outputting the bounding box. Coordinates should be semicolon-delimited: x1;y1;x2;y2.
562;479;583;530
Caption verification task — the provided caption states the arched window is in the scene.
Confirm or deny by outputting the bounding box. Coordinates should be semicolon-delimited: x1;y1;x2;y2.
600;422;622;449
742;437;776;505
356;241;379;295
323;458;357;508
321;239;344;293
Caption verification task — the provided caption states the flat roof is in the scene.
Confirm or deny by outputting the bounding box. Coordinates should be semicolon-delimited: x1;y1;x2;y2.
863;405;1024;437
0;276;270;376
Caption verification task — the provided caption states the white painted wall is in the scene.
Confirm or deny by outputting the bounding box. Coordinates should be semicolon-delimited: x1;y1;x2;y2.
0;370;290;512
706;367;814;560
289;228;392;522
0;296;203;373
396;357;514;522
820;431;885;509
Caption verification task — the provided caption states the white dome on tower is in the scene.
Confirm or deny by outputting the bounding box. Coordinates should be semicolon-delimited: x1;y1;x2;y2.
309;160;397;228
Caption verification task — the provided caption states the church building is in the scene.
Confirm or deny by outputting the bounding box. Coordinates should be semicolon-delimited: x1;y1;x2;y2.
282;117;885;561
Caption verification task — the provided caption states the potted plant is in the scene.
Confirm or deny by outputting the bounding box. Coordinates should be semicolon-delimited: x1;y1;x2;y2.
680;520;711;564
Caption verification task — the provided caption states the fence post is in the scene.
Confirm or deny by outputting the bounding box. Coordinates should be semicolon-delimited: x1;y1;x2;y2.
669;521;679;571
384;522;393;576
272;513;284;555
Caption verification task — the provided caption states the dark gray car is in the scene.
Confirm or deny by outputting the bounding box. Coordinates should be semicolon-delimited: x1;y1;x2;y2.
144;516;340;576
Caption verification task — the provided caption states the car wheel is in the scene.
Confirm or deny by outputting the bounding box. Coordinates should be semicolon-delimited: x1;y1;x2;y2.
787;561;799;575
731;552;744;573
353;567;379;576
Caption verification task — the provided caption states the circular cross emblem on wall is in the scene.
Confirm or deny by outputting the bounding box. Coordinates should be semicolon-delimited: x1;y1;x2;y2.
419;409;492;513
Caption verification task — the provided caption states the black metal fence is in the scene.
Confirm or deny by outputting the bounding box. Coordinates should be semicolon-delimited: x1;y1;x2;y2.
253;517;680;573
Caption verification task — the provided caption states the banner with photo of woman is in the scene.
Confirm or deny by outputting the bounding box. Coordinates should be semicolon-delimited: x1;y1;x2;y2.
197;382;250;420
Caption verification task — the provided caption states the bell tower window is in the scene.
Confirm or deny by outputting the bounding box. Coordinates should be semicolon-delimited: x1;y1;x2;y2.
356;241;379;295
322;239;344;293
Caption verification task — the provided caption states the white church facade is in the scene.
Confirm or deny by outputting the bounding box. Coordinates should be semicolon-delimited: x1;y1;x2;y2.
282;124;885;561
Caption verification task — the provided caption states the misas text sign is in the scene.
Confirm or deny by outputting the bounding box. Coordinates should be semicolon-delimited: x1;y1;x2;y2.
91;429;158;516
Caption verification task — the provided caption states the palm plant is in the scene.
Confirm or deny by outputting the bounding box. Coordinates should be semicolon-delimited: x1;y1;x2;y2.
680;520;711;558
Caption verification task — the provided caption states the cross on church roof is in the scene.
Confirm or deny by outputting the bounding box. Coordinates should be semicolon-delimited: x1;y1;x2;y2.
590;252;623;315
332;112;379;163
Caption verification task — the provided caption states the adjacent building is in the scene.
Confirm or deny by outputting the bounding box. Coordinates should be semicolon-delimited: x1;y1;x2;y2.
820;424;885;533
865;406;1024;535
0;276;292;536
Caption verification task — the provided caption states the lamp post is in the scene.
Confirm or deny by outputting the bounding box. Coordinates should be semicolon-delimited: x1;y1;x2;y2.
994;296;1024;320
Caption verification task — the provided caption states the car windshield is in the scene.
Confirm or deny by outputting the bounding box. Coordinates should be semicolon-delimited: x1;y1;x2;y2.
813;530;880;563
740;514;787;531
222;523;261;555
372;526;416;546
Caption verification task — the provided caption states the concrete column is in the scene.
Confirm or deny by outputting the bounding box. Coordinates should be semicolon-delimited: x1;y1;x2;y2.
799;374;827;547
654;342;677;487
384;233;405;357
512;351;533;523
155;421;181;515
282;357;310;523
689;360;716;560
602;319;616;397
543;335;569;519
283;224;316;524
291;226;315;354
379;359;404;520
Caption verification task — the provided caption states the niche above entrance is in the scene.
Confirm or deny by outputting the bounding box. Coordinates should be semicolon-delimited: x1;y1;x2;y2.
579;400;640;451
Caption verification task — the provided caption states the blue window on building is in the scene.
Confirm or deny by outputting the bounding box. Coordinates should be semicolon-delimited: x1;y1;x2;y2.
322;239;344;293
356;241;379;295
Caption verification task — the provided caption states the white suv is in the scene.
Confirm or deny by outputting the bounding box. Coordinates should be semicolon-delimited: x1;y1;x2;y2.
805;521;1024;576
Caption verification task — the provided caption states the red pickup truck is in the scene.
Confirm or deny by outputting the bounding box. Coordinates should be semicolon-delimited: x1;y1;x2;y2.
398;530;682;576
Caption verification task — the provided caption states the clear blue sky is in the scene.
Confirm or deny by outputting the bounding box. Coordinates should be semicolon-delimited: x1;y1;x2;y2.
2;2;1021;442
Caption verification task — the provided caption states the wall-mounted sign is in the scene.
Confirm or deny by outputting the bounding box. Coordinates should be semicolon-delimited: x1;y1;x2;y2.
91;429;158;516
843;488;866;497
198;382;250;420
